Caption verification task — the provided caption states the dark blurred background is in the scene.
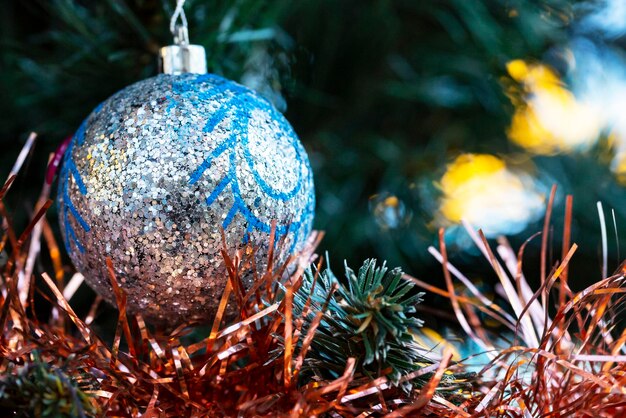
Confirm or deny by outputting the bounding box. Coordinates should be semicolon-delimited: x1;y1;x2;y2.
2;0;626;302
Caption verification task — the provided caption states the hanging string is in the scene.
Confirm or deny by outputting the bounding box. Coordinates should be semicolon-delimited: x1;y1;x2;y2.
170;0;189;45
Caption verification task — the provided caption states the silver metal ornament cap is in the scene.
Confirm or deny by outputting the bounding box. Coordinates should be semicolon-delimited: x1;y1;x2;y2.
159;44;207;74
159;25;207;75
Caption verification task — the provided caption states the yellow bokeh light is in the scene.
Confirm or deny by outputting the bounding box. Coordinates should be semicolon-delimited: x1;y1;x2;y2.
507;60;603;154
439;153;544;237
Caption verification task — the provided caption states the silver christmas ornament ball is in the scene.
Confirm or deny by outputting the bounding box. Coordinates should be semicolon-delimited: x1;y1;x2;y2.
57;73;315;325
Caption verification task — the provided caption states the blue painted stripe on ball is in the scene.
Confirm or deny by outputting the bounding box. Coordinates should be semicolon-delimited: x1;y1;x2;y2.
62;209;73;255
239;125;304;201
63;204;85;254
165;96;178;114
203;99;233;133
64;188;91;232
228;168;292;241
236;201;290;236
65;212;86;254
68;160;87;195
205;176;230;206
60;150;90;254
188;135;236;185
242;223;254;245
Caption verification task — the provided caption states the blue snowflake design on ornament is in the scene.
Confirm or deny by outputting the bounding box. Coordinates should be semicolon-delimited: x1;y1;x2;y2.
60;144;89;254
59;103;102;254
170;74;313;250
60;74;313;257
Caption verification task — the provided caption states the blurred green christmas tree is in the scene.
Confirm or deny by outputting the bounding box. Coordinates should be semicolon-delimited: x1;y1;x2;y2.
1;0;624;294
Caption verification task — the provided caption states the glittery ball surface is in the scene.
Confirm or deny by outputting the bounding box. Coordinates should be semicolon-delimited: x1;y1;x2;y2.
57;73;315;325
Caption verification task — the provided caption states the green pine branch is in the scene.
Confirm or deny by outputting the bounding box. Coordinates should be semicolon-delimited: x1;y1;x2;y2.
293;258;436;391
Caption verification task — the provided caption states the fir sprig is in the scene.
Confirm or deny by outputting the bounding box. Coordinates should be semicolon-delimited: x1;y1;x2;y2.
293;258;433;390
0;352;98;418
